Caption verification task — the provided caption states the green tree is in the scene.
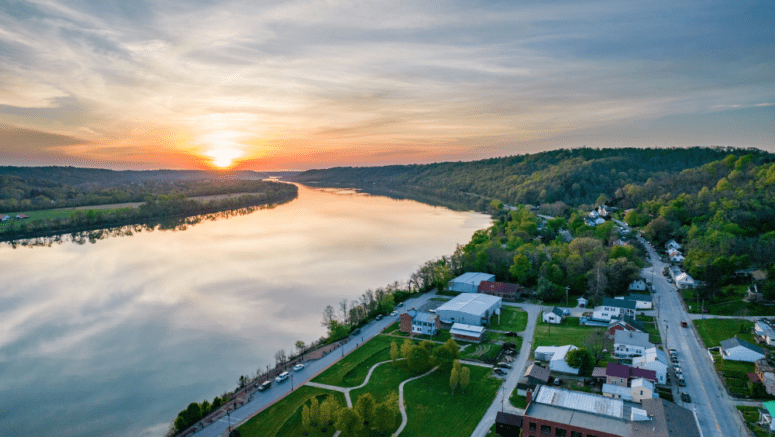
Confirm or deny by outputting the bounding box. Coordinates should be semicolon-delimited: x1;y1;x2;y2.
309;397;320;426
565;348;595;375
354;393;377;426
450;367;459;394
408;345;431;373
420;340;434;352
334;407;363;436
460;366;471;393
433;338;459;370
390;341;399;366
374;398;397;436
400;339;413;359
302;405;311;435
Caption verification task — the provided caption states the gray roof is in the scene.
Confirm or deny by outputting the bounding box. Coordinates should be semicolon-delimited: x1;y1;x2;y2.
628;293;652;302
615;330;654;348
412;311;438;324
524;363;550;382
635;398;702;437
552;307;565;317
449;272;495;285
603;297;637;310
720;337;766;355
435;293;501;318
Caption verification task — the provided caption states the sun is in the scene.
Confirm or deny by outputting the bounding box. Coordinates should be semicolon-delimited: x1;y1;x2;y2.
205;148;244;169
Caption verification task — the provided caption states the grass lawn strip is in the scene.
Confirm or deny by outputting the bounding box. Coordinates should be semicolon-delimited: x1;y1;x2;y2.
533;317;605;351
312;335;399;387
401;365;501;437
694;319;755;348
237;386;345;437
490;307;528;332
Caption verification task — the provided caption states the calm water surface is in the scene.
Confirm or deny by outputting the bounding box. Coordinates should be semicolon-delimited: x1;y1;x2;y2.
0;185;490;437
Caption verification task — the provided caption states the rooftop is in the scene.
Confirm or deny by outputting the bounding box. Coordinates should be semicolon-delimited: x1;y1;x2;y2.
524;363;550;382
615;330;654;348
450;322;485;335
603;297;637;310
721;337;766;355
477;281;521;295
436;293;501;317
412;311;438;324
450;272;495;284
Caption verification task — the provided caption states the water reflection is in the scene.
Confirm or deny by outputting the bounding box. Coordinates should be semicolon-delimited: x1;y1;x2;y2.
0;185;491;437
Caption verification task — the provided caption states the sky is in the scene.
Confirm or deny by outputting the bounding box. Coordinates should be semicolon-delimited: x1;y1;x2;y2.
0;0;772;171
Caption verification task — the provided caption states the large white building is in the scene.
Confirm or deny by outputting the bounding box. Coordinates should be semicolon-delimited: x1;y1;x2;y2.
447;272;496;293
534;345;580;374
435;293;502;326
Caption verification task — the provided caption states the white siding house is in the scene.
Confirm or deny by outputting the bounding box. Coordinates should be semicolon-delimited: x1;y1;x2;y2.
628;280;647;292
720;337;766;362
669;251;685;263
755;320;775;346
675;273;696;289
632;347;669;385
614;331;654;358
543;307;565;324
666;240;682;252
534;345;580;375
592;298;637;321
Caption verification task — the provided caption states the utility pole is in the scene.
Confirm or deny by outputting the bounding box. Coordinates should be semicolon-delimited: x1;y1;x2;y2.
565;286;570;308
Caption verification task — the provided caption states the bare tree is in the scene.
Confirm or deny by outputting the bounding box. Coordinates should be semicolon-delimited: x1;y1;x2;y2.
275;349;287;367
321;305;336;328
339;298;350;325
584;329;613;366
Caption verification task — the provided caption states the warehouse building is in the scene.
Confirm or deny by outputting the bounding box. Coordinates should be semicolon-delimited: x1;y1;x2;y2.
435;293;502;326
447;272;496;293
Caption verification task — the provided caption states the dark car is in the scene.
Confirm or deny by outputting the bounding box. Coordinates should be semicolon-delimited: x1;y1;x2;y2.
681;392;691;403
351;328;360;336
497;362;513;369
493;368;507;376
376;314;383;321
505;331;518;337
257;380;271;391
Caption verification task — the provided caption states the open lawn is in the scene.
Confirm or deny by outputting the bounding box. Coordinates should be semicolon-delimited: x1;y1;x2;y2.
684;286;775;316
738;406;771;437
490;307;528;332
642;322;662;345
694;319;755;348
533;317;605;351
459;341;504;362
350;361;413;404
401;365;501;437
312;335;402;387
238;386;345;437
509;392;527;409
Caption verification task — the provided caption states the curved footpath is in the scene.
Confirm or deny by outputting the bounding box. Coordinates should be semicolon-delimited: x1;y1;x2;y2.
394;366;439;436
188;291;440;437
305;359;398;408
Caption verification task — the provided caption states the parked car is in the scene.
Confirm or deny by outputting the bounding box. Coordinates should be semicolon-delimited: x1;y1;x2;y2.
351;328;360;336
681;392;691;403
493;368;507;376
397;302;404;307
390;311;397;316
376;314;383;321
553;378;563;386
293;363;305;372
669;348;677;355
505;331;518;337
672;356;679;363
678;377;686;387
497;362;512;369
275;371;289;383
257;380;272;391
681;321;688;328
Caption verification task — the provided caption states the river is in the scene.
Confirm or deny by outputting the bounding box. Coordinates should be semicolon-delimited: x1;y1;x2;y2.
0;184;491;437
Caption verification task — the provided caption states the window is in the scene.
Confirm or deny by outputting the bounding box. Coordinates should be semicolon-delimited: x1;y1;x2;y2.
555;428;567;437
570;432;583;437
540;425;551;435
529;422;537;432
640;390;644;395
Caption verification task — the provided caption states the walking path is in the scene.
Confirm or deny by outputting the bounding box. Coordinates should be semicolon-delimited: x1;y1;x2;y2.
305;359;397;407
395;366;439;436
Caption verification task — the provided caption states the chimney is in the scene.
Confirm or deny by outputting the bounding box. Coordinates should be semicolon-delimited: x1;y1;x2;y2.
526;389;533;406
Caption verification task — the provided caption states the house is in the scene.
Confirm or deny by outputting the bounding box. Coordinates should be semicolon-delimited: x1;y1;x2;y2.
449;322;485;343
602;378;657;403
747;284;764;303
592;297;637;321
632;347;669;385
16;213;29;219
576;297;588;308
591;366;608;383
584;217;597;227
1;215;9;222
755;319;775;346
478;281;522;301
625;293;653;310
516;382;537;396
628;280;646;292
609;316;645;337
756;359;775;396
720;337;766;362
605;363;657;386
614;331;654;358
435;293;502;326
399;309;440;336
524;363;550;385
598;205;615;217
534;345;580;374
589;210;600;219
665;239;681;252
495;412;522;437
675;273;695;289
669;251;684;263
542;307;565;324
595;217;606;225
447;272;496;293
518;386;702;437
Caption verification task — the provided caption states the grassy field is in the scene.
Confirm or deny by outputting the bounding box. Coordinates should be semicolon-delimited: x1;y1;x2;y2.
533;317;605;350
738;406;770;437
683;286;775;316
509;392;527;409
694;319;755;348
459;340;505;362
642;321;662;345
491;307;528;332
312;335;401;387
401;365;501;437
238;386;345;437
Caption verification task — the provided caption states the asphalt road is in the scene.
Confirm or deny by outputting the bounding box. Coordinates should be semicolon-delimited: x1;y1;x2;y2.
640;237;747;437
189;291;438;437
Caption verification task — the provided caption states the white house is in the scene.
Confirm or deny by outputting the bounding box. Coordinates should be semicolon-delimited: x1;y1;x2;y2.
720;337;766;362
534;345;580;375
626;294;653;310
447;272;496;293
589;210;599;219
602;378;656;403
1;215;9;222
632;347;669;385
755;320;775;346
592;298;637;321
669;251;685;263
628;280;647;292
614;331;654;358
665;239;682;252
675;273;696;289
435;293;502;326
543;307;565;324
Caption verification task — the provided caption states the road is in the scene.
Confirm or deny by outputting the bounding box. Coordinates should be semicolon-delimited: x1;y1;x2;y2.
470;303;541;437
640;236;747;437
189;291;439;437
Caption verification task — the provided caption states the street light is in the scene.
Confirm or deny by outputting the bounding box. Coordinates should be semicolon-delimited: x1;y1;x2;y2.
291;373;294;391
227;410;231;434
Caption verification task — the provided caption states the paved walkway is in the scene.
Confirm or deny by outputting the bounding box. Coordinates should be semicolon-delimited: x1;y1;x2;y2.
395;366;439;436
305;359;398;407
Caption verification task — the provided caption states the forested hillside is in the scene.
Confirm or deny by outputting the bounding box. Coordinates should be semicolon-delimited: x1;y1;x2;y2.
292;147;770;210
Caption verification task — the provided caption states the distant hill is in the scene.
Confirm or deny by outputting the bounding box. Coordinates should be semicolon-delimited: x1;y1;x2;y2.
291;147;773;210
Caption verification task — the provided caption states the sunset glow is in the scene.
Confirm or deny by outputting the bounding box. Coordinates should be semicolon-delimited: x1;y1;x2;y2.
0;1;772;170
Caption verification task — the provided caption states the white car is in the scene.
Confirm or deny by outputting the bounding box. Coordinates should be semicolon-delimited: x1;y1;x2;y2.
275;371;289;382
293;364;304;372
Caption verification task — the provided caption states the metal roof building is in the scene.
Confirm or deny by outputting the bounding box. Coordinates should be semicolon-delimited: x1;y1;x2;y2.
447;272;496;293
435;293;502;326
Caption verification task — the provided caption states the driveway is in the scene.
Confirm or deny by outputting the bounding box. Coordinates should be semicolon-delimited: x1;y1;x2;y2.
640;238;748;437
189;291;439;437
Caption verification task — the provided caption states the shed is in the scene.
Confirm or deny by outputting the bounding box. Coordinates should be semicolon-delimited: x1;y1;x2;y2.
448;272;496;293
524;363;550;385
495;412;522;437
576;297;588;308
449;323;485;343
